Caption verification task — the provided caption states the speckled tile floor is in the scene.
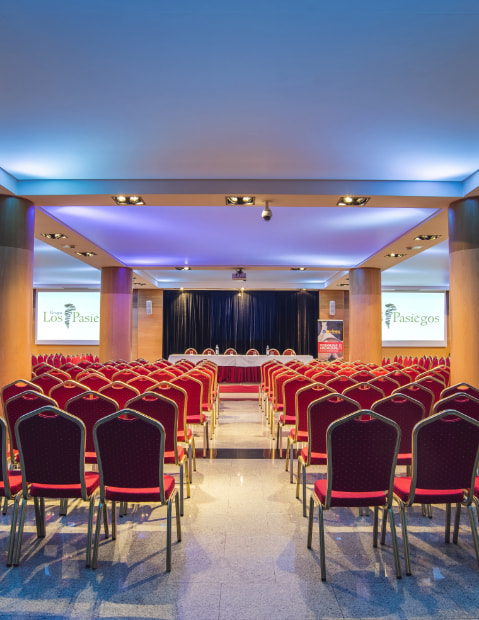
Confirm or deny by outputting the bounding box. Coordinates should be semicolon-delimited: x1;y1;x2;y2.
1;392;479;619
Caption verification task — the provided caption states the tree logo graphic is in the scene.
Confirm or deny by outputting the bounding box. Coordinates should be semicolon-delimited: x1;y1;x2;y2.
64;303;76;328
384;303;396;328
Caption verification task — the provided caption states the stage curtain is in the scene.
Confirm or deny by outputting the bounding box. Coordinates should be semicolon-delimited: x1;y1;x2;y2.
163;290;319;358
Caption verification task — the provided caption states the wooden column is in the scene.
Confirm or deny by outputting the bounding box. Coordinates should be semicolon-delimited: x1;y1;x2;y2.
0;195;35;393
448;197;479;386
349;267;382;364
100;267;133;362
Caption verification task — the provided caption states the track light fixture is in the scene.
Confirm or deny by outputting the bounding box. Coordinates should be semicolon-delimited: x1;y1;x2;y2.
262;200;272;221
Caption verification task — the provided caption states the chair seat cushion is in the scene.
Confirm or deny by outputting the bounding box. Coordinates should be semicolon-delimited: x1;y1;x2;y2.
290;428;308;442
314;479;387;507
393;477;465;504
30;471;100;499
177;429;193;442
396;453;412;466
187;414;207;424
163;447;185;464
279;414;295;425
273;403;284;412
105;474;175;502
300;447;326;465
0;472;23;497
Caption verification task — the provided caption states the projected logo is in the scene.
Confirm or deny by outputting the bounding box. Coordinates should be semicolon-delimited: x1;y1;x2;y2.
384;303;397;329
64;303;76;329
383;303;439;328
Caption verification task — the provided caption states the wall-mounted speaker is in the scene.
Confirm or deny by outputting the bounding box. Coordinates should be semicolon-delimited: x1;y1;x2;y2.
146;300;153;315
329;300;335;316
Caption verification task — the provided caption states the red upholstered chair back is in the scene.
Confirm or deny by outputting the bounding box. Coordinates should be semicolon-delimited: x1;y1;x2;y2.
265;363;283;395
401;366;422;382
126;375;158;394
142;363;163;373
295;383;336;435
126;393;178;455
96;365;118;380
111;369;140;384
324;411;400;504
202;348;215;355
283;349;296;356
428;367;450;387
412;411;479;493
4;391;57;454
131;365;152;376
177;360;194;370
393;382;435;417
171;375;203;417
325;375;358;394
415;375;446;404
167;366;185;377
433;393;479;421
1;379;42;414
273;371;297;407
148;369;177;383
246;349;260;355
187;370;213;408
65;391;118;453
351;370;376;383
98;381;141;409
372;394;425;455
307;394;361;456
268;348;280;355
386;370;411;387
342;382;385;410
441;382;479;401
47;368;71;382
77;372;110;392
224;348;237;355
368;375;400;397
15;407;86;494
49;380;89;410
282;376;313;417
30;373;63;397
310;369;337;383
260;360;279;385
151;382;188;435
185;348;197;355
93;410;166;500
32;362;55;376
62;365;85;381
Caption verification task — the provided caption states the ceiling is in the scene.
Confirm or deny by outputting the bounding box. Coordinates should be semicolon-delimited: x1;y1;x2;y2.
1;1;478;291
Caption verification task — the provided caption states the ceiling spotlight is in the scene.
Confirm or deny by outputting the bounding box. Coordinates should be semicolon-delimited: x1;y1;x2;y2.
338;283;349;287
337;196;370;206
175;266;191;271
262;200;272;221
112;195;145;205
291;267;306;271
225;196;255;206
76;251;97;257
385;253;406;258
406;245;423;250
414;234;441;241
41;233;67;240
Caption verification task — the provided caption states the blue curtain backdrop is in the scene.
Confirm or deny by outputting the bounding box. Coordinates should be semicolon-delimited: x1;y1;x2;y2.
163;290;319;357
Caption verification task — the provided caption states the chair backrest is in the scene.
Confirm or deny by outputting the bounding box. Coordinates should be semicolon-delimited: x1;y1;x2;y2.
409;410;479;503
98;381;141;409
93;409;166;503
260;360;280;385
167;366;185;377
49;380;89;410
77;372;110;392
0;417;14;498
65;391;118;453
368;375;400;397
111;369;140;384
148;368;177;383
202;348;215;355
441;382;479;401
351;370;376;383
265;363;284;394
386;370;411;387
4;391;57;455
224;348;237;355
187;369;213;407
307;394;361;457
433;393;479;421
342;382;385;409
295;383;336;435
325;375;358;394
185;348;197;355
392;381;435;417
372;393;425;455
268;348;280;355
126;392;179;457
15;406;88;499
309;369;337;382
282;348;296;356
97;365;118;380
30;372;63;397
282;375;314;417
1;379;42;414
246;348;260;355
150;381;188;435
273;371;297;407
323;410;400;509
126;375;158;394
170;375;203;417
415;375;446;403
32;362;55;376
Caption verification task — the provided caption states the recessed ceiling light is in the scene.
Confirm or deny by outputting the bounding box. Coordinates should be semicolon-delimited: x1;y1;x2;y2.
41;233;68;240
385;253;406;258
62;244;75;249
175;266;191;271
414;234;441;241
337;196;370;206
338;283;348;287
76;251;97;257
225;196;255;206
290;267;307;271
406;245;423;250
134;282;146;286
112;195;145;205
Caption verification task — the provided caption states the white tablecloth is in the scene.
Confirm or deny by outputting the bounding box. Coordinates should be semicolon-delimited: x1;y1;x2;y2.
168;354;313;367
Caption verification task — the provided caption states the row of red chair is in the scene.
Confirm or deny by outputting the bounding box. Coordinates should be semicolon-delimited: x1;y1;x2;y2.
185;347;295;355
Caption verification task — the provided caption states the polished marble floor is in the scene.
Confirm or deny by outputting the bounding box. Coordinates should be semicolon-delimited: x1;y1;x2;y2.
1;390;479;619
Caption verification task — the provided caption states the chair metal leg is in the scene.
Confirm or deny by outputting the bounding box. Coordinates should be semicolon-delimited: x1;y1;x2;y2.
387;506;402;579
191;436;197;472
166;498;172;572
398;501;411;576
179;463;184;516
185;459;191;499
318;503;326;581
6;494;21;566
2;496;8;515
453;502;461;544
285;439;290;472
373;506;379;547
112;500;117;539
445;503;451;543
289;444;294;484
187;444;193;483
59;497;68;516
307;495;314;549
380;507;388;545
13;497;28;566
102;500;109;539
175;491;182;542
91;500;104;569
85;495;95;567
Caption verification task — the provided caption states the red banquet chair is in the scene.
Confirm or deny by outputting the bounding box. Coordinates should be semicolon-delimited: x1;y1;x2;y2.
98;381;141;409
269;370;298;437
184;348;197;355
202;348;215;355
77;372;110;392
307;410;402;581
30;372;63;398
246;348;260;355
49;380;89;410
224;347;237;355
297;393;360;516
415;375;446;404
65;391;119;464
283;348;296;356
171;375;209;455
441;382;479;401
111;368;140;384
126;392;190;515
392;381;435;418
325;375;358;394
92;409;182;571
368;374;400;397
342;382;385;410
393;410;479;576
126;374;158;394
0;416;23;565
1;379;42;415
13;406;101;567
276;375;314;457
433;393;479;421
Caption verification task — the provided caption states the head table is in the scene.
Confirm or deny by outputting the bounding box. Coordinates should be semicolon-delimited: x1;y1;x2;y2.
167;354;314;382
